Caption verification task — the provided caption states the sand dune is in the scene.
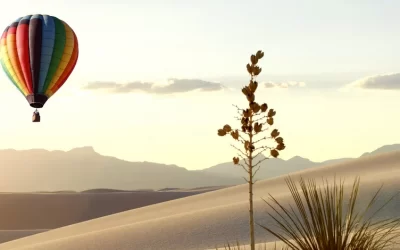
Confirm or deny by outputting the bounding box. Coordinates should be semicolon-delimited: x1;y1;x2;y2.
0;189;221;245
0;151;399;250
0;231;48;245
0;190;217;230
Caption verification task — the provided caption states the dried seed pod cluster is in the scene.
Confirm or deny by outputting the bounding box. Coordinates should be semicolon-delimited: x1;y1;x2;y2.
217;49;285;165
231;129;239;140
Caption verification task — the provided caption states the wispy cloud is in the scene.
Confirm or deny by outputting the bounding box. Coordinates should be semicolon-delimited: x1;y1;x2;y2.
343;73;400;90
83;79;225;94
264;81;306;89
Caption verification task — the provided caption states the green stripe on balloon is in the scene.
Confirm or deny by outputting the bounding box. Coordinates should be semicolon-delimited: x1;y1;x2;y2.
0;58;24;95
42;17;66;94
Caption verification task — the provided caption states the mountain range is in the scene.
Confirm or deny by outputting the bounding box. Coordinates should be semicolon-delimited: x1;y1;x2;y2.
0;144;399;192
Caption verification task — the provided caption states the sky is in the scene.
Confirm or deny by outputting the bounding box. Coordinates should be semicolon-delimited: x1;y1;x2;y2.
0;0;399;170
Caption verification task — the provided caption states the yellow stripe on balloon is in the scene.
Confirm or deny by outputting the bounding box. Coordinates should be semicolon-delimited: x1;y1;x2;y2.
6;34;27;95
1;37;26;95
0;39;28;95
46;21;75;92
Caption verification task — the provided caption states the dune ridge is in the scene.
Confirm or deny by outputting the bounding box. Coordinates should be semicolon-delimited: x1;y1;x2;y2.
0;189;220;231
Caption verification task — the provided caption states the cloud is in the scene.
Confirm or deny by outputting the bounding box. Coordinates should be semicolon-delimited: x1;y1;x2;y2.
83;79;225;94
264;81;306;89
345;73;400;90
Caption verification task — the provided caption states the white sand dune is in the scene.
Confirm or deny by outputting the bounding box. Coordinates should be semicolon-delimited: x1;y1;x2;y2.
0;231;48;245
0;190;216;231
0;151;399;250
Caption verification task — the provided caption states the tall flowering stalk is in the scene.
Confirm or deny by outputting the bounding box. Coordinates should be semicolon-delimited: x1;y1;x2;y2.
218;50;286;250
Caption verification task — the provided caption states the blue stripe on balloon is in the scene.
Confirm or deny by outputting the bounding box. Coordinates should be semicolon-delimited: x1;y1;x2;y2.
13;17;23;23
38;15;55;93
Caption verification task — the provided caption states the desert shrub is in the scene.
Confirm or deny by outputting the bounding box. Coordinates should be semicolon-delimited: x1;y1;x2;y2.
258;176;400;250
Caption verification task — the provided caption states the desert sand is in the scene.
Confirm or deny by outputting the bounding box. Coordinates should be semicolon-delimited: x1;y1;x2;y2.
0;151;399;250
0;231;47;246
0;189;219;230
0;188;221;245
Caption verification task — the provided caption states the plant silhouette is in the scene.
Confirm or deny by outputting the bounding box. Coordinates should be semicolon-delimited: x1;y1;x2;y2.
258;176;400;250
218;50;286;250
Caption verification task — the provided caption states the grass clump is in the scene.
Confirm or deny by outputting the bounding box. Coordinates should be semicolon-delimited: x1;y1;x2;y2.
258;176;400;250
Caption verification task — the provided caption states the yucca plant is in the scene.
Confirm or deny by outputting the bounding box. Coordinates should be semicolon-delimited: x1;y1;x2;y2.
217;50;286;250
258;176;400;250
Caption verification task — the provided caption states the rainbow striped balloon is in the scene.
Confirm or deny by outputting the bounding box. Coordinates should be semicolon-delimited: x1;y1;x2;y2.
0;14;79;108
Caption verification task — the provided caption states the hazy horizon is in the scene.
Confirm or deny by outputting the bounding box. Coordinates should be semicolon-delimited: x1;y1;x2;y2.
0;142;397;169
0;0;399;170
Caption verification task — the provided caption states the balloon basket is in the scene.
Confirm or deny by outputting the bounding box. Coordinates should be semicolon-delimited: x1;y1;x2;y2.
32;110;40;123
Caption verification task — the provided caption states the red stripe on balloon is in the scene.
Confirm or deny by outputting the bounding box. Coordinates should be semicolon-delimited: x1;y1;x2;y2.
16;23;33;93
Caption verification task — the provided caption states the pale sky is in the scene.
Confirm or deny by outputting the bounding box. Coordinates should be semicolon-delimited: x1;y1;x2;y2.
0;0;399;170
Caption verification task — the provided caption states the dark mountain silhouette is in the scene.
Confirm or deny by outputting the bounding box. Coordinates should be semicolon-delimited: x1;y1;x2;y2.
0;146;242;192
0;144;399;192
360;144;400;157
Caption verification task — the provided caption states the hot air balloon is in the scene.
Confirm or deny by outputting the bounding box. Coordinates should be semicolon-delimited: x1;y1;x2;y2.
0;14;79;122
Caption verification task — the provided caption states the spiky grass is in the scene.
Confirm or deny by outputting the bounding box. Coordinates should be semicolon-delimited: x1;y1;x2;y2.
258;176;400;250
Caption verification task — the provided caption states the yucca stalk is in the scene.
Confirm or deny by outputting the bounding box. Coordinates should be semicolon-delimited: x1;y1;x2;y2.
217;50;286;250
258;176;400;250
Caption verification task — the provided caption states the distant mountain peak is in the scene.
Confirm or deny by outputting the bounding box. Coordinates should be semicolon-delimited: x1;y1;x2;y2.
361;144;400;157
287;156;311;162
68;146;97;154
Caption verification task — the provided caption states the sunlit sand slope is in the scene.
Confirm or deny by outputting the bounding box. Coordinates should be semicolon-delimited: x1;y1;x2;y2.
0;151;399;250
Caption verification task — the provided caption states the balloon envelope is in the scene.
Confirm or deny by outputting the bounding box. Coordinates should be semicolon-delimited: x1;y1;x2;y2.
0;14;79;108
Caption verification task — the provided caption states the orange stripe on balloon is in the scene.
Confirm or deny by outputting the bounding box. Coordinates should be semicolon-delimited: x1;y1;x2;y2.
1;37;28;95
1;34;29;95
6;31;28;94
